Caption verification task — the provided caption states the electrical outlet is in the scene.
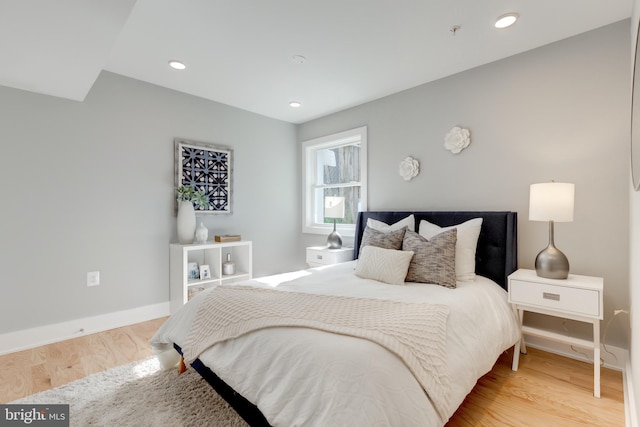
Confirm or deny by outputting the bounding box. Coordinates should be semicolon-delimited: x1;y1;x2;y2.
87;271;100;287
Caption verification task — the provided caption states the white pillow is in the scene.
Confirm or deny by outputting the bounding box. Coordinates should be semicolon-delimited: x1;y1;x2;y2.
367;214;415;232
354;246;414;285
418;218;483;281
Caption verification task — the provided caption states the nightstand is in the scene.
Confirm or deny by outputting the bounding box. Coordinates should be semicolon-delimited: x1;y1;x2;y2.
306;246;353;267
508;268;604;397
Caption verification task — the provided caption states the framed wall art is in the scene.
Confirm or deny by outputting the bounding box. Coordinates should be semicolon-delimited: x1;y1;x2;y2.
175;138;233;214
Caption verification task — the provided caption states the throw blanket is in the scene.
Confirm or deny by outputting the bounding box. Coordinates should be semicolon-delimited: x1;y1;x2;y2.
183;285;452;420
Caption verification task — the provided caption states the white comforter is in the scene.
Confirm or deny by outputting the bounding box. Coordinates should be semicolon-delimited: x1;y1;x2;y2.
151;261;520;427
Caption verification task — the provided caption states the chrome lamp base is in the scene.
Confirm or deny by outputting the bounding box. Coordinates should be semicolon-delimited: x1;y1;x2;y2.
535;221;569;279
327;219;342;249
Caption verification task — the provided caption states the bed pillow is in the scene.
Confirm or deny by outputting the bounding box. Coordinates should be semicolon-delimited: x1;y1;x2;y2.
359;225;407;251
367;214;415;232
418;218;482;281
354;245;414;285
403;229;457;288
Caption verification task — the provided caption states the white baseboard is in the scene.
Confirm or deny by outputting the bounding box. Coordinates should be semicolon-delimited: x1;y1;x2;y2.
524;335;626;370
0;302;170;355
625;356;639;427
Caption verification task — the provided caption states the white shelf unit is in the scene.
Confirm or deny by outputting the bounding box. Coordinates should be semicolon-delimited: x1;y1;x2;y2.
170;241;252;313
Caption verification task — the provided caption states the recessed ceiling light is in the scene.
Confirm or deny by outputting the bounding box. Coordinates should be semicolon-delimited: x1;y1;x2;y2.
289;101;302;108
168;60;186;70
495;13;519;29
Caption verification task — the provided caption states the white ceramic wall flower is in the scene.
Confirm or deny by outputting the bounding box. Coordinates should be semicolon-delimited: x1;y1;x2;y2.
399;156;420;181
444;126;471;154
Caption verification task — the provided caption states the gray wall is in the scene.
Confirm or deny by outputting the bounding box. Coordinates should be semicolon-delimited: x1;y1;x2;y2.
299;21;631;347
0;71;301;334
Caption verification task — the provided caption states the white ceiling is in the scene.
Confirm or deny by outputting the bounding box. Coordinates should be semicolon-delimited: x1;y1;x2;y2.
1;0;632;124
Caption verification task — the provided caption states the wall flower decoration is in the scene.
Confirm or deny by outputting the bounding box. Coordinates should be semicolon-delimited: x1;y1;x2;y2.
444;126;471;154
399;156;420;181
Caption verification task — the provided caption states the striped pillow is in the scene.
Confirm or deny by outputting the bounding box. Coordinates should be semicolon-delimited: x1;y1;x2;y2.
403;229;457;288
359;225;407;252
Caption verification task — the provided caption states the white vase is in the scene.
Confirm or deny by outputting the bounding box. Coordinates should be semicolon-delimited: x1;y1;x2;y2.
177;201;196;243
194;222;208;243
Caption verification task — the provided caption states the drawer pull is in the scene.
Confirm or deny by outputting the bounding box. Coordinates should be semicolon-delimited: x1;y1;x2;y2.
316;255;323;260
543;292;560;301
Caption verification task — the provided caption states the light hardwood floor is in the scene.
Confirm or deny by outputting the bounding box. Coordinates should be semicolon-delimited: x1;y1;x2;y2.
0;317;167;403
0;318;625;426
447;347;625;426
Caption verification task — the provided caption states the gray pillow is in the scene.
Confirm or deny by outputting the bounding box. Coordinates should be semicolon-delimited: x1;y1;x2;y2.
403;229;457;288
359;226;407;252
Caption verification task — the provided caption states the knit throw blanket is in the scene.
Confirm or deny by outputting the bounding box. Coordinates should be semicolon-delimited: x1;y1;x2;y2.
183;285;452;420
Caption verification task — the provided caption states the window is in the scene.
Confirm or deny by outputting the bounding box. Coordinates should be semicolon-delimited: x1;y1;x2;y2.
302;126;367;235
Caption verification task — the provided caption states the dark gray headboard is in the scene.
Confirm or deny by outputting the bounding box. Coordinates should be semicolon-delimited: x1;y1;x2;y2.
353;211;518;290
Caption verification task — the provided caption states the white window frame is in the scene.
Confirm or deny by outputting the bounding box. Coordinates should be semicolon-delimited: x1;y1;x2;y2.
302;126;367;235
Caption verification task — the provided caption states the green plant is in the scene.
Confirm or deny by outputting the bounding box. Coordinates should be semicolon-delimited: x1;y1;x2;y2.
176;185;211;209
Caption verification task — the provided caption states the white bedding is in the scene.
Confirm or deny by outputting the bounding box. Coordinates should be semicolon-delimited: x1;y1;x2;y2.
151;261;520;426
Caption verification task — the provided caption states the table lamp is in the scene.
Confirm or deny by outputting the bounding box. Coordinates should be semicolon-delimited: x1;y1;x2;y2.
529;182;575;279
324;196;345;249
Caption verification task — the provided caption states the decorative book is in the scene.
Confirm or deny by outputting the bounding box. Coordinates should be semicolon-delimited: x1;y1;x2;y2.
215;234;241;242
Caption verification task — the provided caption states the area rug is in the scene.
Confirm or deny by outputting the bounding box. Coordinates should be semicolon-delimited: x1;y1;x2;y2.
12;357;247;427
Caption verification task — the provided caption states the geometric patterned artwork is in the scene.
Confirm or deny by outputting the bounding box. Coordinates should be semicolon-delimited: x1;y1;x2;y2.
175;138;233;214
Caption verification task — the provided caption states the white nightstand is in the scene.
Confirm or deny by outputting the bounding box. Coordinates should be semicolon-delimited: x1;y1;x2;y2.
306;246;353;267
508;268;604;397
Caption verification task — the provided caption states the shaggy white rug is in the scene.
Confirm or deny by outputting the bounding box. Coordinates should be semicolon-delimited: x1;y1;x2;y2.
12;357;247;427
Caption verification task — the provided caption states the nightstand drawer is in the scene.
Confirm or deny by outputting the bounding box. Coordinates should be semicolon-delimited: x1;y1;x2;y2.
509;279;600;317
306;246;353;266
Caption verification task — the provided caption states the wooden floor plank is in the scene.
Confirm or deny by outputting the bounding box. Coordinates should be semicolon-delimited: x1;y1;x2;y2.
0;318;625;426
447;348;625;426
0;317;167;403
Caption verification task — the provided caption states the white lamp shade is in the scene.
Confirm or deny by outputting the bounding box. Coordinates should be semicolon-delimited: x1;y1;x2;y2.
529;182;575;222
324;196;345;219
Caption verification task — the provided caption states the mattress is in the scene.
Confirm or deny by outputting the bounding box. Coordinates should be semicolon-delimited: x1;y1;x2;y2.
151;261;520;426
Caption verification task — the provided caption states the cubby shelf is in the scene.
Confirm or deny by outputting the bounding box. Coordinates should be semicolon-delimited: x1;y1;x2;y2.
169;241;252;313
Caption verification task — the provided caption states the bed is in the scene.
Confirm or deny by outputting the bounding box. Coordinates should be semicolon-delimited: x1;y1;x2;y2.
151;210;520;426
